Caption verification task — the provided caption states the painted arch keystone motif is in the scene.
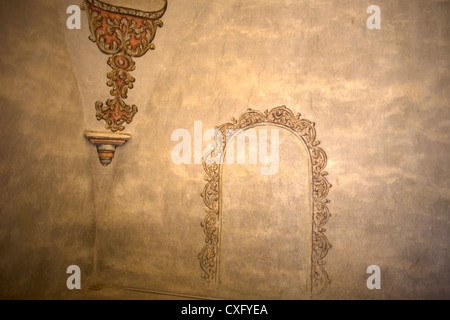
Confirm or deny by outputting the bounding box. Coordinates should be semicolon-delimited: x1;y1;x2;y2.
84;0;168;132
199;106;332;296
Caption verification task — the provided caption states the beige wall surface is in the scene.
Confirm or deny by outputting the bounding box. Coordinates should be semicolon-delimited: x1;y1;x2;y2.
0;0;449;299
0;0;97;299
220;127;312;299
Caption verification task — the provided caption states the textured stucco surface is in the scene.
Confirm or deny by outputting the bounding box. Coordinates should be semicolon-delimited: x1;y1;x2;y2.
0;0;96;299
0;0;449;299
220;128;311;299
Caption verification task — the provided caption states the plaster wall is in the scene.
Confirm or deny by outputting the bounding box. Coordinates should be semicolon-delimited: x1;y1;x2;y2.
0;0;448;299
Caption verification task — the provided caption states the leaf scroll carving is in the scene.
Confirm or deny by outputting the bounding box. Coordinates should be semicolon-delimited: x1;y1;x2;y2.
199;105;332;296
84;0;167;132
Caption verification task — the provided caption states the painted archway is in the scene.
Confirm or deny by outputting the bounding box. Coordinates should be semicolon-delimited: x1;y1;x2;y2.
199;106;332;296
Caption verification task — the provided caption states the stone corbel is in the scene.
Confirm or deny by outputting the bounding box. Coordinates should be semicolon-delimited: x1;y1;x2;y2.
85;131;131;166
83;0;167;165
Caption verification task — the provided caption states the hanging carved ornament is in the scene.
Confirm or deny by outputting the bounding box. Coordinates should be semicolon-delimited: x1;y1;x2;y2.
84;0;167;132
199;106;332;296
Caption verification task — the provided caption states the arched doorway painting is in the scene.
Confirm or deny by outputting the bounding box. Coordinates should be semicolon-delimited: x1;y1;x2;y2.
199;106;332;297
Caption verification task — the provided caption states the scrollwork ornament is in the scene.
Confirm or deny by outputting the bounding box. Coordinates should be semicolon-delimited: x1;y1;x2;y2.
84;0;167;132
199;106;332;296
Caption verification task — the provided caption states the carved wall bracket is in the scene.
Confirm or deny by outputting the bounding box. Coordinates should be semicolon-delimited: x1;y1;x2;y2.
84;0;168;132
85;131;131;166
199;106;332;297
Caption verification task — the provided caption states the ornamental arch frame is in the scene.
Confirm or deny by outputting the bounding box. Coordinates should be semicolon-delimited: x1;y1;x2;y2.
199;106;332;296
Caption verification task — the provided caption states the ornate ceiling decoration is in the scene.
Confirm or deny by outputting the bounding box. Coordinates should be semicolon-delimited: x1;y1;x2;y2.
199;106;332;297
84;0;168;132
